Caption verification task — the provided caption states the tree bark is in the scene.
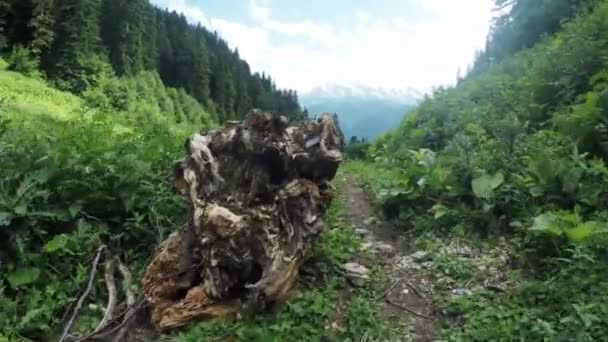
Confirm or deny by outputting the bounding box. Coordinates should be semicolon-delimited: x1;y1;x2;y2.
141;110;344;331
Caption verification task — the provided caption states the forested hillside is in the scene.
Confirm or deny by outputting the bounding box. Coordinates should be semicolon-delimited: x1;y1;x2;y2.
348;0;608;339
0;0;305;122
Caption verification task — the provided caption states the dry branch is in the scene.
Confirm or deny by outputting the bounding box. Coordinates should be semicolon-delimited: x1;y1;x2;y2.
385;299;435;320
376;278;402;300
92;258;117;334
117;259;135;306
114;260;136;342
59;245;106;342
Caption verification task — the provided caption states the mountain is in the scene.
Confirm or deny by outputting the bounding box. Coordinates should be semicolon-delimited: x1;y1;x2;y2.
301;84;421;140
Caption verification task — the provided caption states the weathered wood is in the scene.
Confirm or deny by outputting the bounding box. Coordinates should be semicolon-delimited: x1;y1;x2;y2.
142;111;344;331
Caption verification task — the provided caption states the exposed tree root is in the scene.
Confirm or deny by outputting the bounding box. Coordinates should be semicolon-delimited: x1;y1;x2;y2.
142;110;344;331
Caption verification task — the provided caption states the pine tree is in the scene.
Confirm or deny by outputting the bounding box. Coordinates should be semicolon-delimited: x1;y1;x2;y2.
46;0;105;91
101;0;148;75
0;0;9;49
28;0;54;56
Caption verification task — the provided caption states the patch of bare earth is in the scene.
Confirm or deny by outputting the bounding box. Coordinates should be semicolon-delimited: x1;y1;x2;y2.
340;175;438;342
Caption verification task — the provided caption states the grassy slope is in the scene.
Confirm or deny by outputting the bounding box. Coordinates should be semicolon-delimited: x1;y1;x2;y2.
0;69;83;120
0;63;214;340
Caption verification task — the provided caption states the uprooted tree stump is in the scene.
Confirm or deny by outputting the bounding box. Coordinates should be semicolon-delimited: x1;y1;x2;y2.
142;110;344;331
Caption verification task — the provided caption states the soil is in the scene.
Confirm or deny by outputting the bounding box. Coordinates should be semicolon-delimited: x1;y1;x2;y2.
340;175;439;342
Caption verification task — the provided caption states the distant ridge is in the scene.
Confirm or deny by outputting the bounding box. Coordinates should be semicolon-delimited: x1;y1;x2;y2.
301;83;421;140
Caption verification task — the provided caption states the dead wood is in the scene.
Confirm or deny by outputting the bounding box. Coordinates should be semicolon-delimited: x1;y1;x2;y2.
92;258;117;334
385;299;435;320
59;245;106;342
142;110;344;331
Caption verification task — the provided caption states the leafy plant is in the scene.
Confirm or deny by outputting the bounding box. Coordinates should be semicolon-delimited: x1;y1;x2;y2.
7;46;40;77
472;172;505;200
529;210;608;245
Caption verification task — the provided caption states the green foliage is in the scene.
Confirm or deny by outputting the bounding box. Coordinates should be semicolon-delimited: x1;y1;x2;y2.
316;226;360;266
347;1;608;339
432;255;476;284
0;68;83;120
7;46;40;77
471;172;504;200
0;62;213;339
473;0;600;75
175;282;340;342
529;210;608;245
443;260;608;341
344;136;371;160
0;0;305;121
314;194;361;266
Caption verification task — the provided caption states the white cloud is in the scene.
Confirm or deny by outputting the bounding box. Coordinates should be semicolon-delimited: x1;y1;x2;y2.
165;0;212;28
247;0;336;47
356;10;372;23
159;0;495;94
249;0;271;21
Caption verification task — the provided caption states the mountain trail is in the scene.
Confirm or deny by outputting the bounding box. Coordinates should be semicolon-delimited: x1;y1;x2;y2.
340;174;438;342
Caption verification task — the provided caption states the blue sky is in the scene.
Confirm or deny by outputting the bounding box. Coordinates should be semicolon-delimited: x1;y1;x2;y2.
151;0;495;93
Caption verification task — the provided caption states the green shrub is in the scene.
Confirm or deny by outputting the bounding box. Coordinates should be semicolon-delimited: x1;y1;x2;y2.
0;65;215;339
7;46;40;77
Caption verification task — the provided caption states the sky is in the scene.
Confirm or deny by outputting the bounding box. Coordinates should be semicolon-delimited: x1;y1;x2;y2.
151;0;495;94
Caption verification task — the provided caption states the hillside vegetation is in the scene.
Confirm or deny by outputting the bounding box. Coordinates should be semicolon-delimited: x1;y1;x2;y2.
3;0;608;340
0;63;402;340
348;0;608;339
0;0;305;122
0;55;219;339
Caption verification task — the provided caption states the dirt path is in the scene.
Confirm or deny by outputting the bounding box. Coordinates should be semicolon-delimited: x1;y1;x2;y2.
341;175;438;342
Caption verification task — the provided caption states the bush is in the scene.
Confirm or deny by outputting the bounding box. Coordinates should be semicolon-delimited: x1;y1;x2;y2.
7;46;40;77
0;68;214;339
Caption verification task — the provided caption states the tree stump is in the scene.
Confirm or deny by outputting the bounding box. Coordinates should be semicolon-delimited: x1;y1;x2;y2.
141;110;344;331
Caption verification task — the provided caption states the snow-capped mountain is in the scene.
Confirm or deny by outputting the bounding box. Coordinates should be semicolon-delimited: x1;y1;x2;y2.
301;84;422;140
303;83;423;104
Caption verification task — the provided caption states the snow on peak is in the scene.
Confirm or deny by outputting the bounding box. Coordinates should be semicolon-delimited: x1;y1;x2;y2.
302;83;423;103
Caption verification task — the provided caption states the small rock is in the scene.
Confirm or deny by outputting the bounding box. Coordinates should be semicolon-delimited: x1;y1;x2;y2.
402;288;410;295
451;288;472;296
373;242;396;256
354;228;371;236
420;261;434;268
395;256;414;270
342;262;370;287
363;217;376;226
409;251;431;262
360;242;374;251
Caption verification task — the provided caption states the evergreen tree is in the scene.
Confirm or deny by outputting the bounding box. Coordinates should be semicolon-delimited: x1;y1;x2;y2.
101;0;148;75
0;0;10;49
46;0;104;91
28;0;54;56
0;0;305;120
472;0;599;75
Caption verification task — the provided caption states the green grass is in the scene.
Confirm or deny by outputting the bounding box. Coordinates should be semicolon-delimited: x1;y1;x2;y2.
0;70;84;120
0;66;213;340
